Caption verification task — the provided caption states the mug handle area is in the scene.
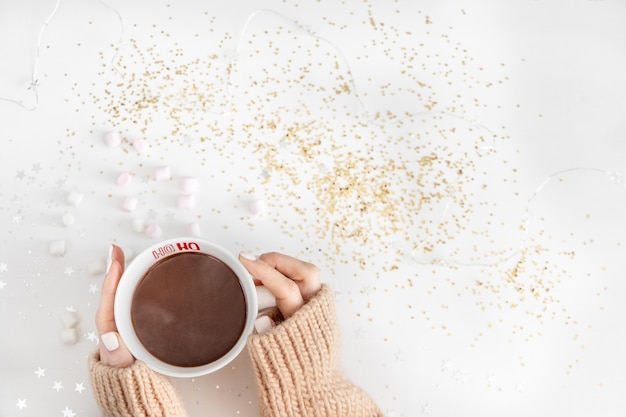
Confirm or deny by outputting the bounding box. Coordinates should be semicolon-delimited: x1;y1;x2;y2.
256;285;276;311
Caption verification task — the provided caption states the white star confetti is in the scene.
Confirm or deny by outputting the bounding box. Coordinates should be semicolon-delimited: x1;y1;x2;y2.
86;331;99;344
64;266;75;276
12;214;22;223
0;262;7;272
88;284;99;294
16;398;27;410
74;382;86;394
0;280;7;290
65;306;76;312
61;406;76;417
34;367;46;378
53;381;64;392
421;402;432;415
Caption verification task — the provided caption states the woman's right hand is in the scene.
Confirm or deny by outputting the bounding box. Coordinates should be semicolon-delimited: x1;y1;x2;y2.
238;252;321;319
95;245;135;367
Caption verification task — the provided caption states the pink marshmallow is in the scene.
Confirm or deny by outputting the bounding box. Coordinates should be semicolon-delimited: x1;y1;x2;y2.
121;196;138;212
186;223;201;237
116;172;132;186
145;223;162;239
249;199;267;215
154;166;171;181
180;177;198;194
133;139;148;153
103;130;122;147
177;194;195;209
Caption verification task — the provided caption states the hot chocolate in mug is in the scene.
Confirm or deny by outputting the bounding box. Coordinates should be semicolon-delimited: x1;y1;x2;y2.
114;238;275;377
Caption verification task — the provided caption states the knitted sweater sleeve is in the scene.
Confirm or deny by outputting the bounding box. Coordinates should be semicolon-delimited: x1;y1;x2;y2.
88;353;187;417
246;285;384;417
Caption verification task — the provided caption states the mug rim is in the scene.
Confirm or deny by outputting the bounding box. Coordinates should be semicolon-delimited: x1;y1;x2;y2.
114;237;258;377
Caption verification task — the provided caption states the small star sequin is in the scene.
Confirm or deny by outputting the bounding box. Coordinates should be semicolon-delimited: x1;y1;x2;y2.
64;266;75;276
61;406;76;417
89;284;99;294
53;381;64;392
12;214;22;223
16;398;27;410
34;367;46;378
86;331;99;343
0;262;7;272
16;170;26;180
74;382;86;394
0;280;6;289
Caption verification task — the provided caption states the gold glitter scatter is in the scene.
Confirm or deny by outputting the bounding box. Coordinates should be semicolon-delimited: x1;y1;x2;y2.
75;7;626;364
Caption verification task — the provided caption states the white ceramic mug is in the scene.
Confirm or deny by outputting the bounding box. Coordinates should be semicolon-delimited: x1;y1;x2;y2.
114;237;275;377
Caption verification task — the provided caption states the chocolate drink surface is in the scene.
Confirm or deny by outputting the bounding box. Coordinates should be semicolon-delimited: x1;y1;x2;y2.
130;252;247;367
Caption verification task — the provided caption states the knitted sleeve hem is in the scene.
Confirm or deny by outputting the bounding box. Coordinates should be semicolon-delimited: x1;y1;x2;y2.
246;284;384;417
88;352;187;417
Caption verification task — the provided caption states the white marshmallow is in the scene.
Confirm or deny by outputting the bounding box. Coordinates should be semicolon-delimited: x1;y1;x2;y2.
103;130;122;147
186;222;201;237
133;139;148;153
177;194;195;209
145;223;162;239
154;166;171;181
116;172;132;186
62;213;75;227
49;240;66;256
87;259;106;275
60;328;78;345
121;196;138;212
249;199;267;215
180;177;198;194
61;311;79;328
66;190;84;207
132;218;146;233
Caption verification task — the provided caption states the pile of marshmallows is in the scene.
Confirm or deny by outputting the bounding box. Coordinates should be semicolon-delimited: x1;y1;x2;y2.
119;166;202;239
51;130;268;343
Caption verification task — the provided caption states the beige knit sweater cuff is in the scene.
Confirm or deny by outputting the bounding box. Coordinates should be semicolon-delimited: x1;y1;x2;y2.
88;353;187;417
247;284;383;417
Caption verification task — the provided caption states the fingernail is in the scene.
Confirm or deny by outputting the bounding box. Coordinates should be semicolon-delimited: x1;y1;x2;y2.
105;245;113;274
254;316;273;334
101;332;120;352
240;252;257;261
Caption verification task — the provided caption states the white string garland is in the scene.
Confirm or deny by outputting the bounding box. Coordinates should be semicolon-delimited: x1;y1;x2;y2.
0;0;61;111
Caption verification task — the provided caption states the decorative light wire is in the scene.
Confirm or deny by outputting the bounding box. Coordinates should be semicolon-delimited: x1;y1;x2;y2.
0;0;61;111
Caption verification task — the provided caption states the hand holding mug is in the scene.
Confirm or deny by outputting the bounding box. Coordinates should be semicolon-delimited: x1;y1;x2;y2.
238;252;321;325
95;245;135;367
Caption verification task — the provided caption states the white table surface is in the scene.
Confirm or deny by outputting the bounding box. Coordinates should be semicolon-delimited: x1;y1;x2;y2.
1;0;626;416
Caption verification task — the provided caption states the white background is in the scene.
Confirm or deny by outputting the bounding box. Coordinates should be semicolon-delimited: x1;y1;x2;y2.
1;0;626;416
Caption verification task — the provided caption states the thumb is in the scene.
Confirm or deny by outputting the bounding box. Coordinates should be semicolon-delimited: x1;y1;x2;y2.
99;331;135;368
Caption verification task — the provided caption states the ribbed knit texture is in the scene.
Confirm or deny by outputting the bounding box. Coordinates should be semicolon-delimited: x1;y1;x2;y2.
247;285;384;417
88;353;188;417
88;285;382;417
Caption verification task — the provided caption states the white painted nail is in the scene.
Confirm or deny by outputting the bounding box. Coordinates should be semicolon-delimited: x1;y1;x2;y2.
105;245;113;274
101;332;120;352
254;316;273;334
239;252;257;261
